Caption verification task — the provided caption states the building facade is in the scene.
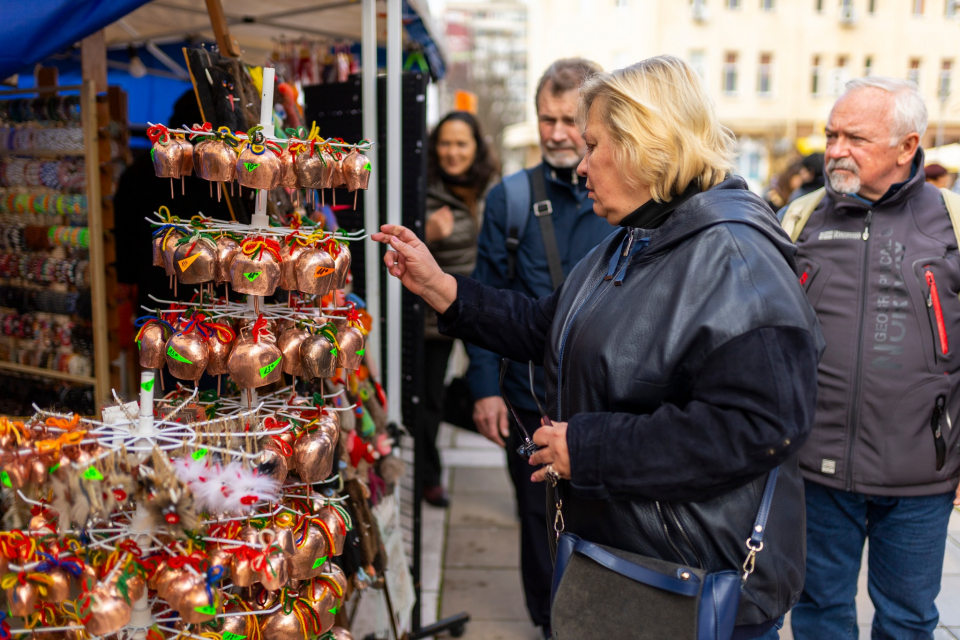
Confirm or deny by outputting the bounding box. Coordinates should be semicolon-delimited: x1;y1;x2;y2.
519;0;960;190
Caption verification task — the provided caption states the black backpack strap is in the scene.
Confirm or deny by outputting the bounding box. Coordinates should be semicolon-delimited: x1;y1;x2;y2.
502;169;532;281
530;165;564;290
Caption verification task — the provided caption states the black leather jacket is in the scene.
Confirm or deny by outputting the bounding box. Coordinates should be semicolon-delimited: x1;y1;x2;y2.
440;177;824;629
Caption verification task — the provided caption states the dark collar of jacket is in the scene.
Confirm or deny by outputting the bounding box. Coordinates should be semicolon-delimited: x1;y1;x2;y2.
618;176;799;273
826;148;925;216
618;180;702;230
540;161;589;202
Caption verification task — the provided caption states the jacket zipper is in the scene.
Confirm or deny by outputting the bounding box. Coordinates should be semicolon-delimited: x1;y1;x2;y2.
665;503;704;569
556;231;635;419
799;269;809;286
655;501;690;566
925;270;949;356
845;209;873;491
930;395;947;471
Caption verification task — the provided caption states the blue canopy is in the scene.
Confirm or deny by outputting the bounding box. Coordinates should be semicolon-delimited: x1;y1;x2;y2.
0;0;153;81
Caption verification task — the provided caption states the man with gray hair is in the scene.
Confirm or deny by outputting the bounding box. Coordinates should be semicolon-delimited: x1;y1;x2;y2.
781;77;960;639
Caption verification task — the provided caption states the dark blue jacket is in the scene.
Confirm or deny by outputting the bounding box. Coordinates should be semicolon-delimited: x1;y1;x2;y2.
465;163;613;412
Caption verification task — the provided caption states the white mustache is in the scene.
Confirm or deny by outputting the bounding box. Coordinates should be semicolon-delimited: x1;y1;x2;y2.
827;158;860;175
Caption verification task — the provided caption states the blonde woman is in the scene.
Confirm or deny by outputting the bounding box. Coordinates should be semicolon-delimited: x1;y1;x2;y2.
374;56;821;639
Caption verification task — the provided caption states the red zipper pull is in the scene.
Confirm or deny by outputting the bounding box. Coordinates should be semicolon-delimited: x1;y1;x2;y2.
925;270;949;355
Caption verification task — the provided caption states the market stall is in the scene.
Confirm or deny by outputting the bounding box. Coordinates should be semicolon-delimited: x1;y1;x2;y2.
0;1;454;638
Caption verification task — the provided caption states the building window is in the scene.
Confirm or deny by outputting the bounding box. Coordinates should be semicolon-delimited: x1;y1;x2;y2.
948;0;958;17
758;53;773;94
727;0;740;8
816;0;823;11
869;0;877;12
941;60;953;99
811;55;822;95
864;55;874;76
723;52;738;94
615;0;629;6
913;0;924;14
689;50;707;80
909;58;922;85
761;0;774;9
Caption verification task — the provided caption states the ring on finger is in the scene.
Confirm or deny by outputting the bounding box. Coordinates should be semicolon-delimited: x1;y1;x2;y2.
544;464;560;487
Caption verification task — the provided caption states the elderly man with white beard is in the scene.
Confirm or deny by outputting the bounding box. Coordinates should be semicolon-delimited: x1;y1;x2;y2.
779;77;960;640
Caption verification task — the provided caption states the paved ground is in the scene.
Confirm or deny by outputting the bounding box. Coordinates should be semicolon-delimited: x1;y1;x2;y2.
424;422;960;639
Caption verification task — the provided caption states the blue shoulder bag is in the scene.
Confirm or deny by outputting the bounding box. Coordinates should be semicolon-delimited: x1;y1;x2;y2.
550;467;779;640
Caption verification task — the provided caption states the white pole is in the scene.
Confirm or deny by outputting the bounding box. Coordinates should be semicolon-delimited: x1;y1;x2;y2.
362;0;382;381
137;370;155;436
250;67;276;230
386;0;403;425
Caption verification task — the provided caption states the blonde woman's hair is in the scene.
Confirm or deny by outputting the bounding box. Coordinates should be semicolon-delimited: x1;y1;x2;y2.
577;55;737;203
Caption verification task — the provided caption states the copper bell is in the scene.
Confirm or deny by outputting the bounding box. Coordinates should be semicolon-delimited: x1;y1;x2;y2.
317;505;347;557
192;137;214;177
295;149;325;188
280;241;309;291
227;331;283;389
138;322;168;369
258;545;289;592
40;568;72;603
230;548;261;587
161;229;185;277
175;137;194;176
82;586;132;636
333;243;352;289
221;604;258;639
208;546;235;575
153;234;166;268
1;458;27;490
206;336;234;377
164;571;201;610
299;332;338;380
295;247;337;296
336;326;366;370
256;447;289;486
260;603;307;640
319;150;338;189
177;580;220;623
165;331;210;381
199;138;238;183
343;151;371;191
215;236;240;284
286;523;330;580
329;628;354;640
269;430;297;471
307;579;338;633
230;248;281;296
293;417;339;484
237;144;281;190
173;238;217;284
278;326;310;376
152;139;184;179
279;151;299;189
6;580;38;616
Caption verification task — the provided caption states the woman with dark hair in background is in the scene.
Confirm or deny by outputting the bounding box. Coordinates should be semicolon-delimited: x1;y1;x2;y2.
421;111;499;507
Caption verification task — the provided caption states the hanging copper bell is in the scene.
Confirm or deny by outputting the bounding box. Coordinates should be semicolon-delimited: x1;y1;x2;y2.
138;322;168;369
295;149;325;188
205;335;234;376
215;236;240;284
279;241;308;291
336;325;365;371
277;326;310;376
343;150;371;191
165;330;210;381
173;238;217;284
152;138;184;179
237;144;281;190
333;243;352;289
227;330;283;389
230;248;281;296
299;332;338;380
295;246;337;296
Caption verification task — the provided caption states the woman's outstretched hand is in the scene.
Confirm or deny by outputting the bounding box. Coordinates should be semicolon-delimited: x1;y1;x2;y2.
371;224;458;313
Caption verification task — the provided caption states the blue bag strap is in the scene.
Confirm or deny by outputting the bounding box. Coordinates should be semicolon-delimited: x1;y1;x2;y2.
573;538;702;597
741;467;778;583
502;168;532;281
